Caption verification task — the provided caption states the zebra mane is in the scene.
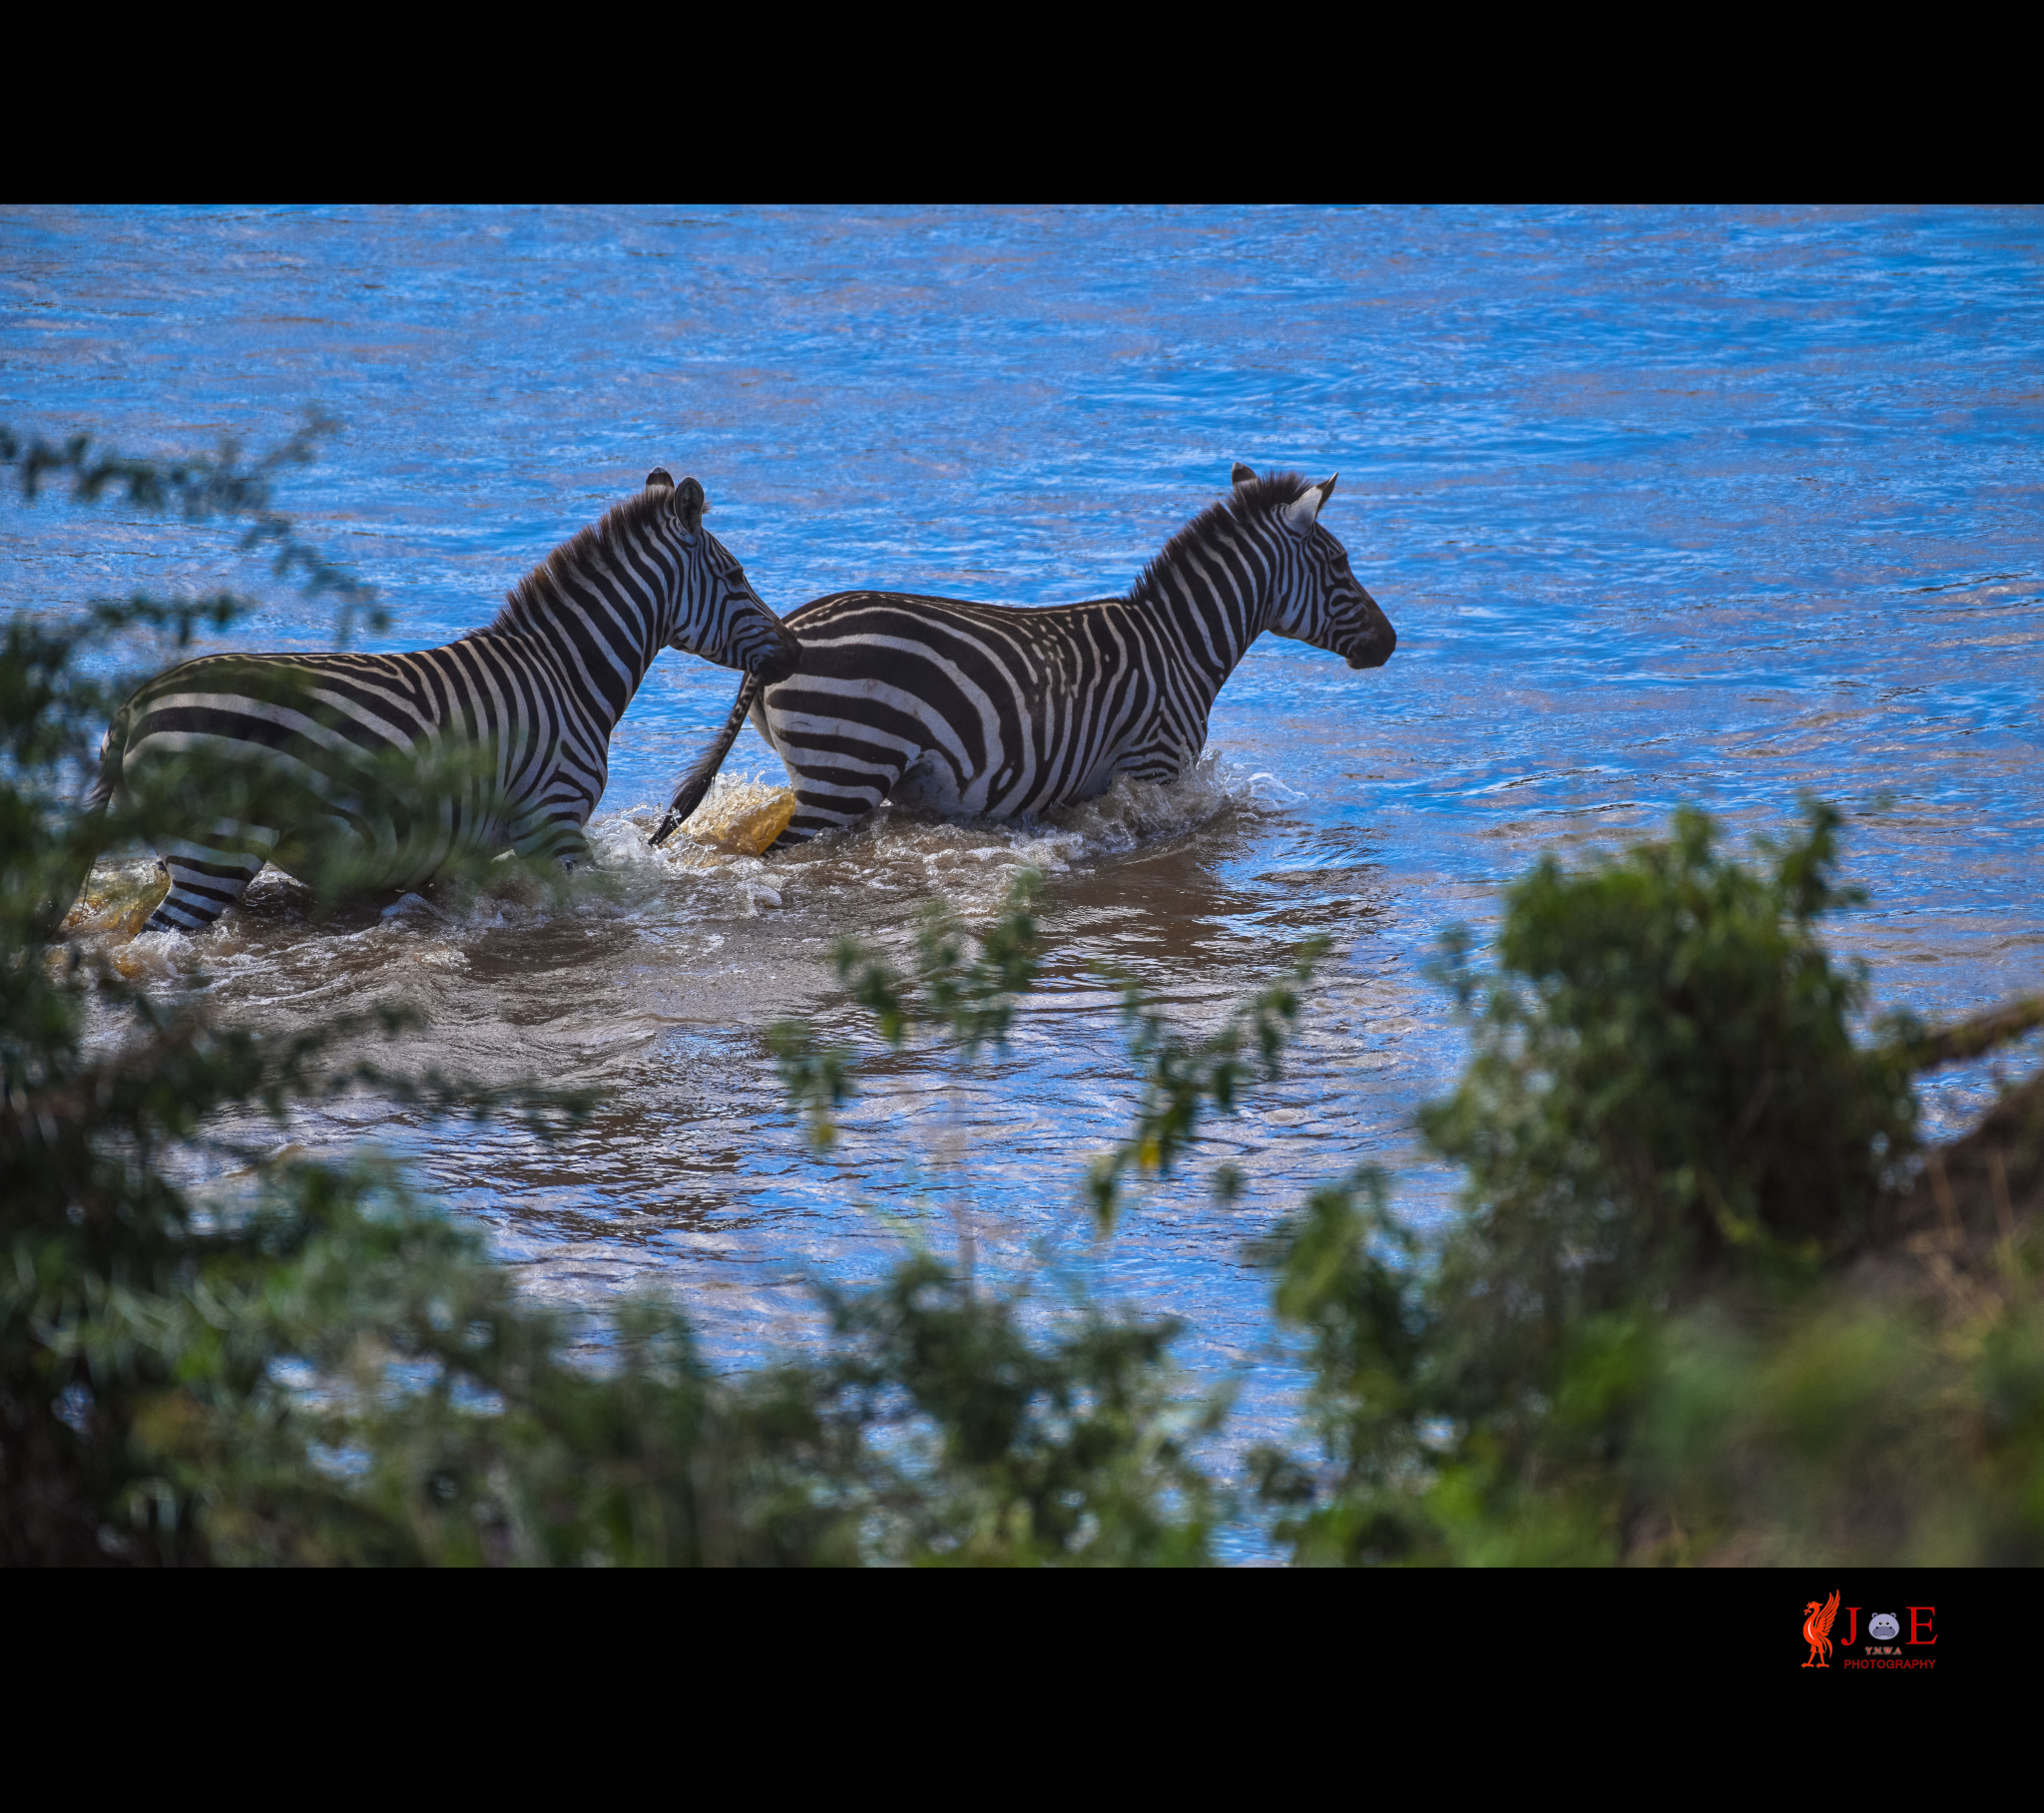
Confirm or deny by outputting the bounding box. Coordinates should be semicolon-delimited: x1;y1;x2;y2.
1129;471;1310;603
489;487;678;631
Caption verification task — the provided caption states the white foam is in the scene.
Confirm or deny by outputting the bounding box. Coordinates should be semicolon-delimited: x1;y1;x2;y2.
589;747;1278;922
62;747;1293;1008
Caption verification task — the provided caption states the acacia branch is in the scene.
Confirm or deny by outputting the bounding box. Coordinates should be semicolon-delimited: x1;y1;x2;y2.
1900;995;2044;1071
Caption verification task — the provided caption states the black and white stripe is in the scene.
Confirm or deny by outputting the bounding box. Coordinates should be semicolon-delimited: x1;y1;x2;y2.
653;466;1393;848
93;470;800;932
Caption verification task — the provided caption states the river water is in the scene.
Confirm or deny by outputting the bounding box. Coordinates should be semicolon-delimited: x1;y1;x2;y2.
5;208;2041;1546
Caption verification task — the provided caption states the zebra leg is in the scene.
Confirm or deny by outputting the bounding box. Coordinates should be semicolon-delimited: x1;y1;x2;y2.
778;752;918;844
510;804;593;871
753;697;922;845
146;827;273;933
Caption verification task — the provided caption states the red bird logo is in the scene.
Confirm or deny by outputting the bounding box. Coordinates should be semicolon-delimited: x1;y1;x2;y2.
1801;1590;1841;1667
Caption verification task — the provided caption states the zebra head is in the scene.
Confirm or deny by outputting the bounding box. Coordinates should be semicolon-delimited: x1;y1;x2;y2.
646;469;802;684
1234;465;1397;672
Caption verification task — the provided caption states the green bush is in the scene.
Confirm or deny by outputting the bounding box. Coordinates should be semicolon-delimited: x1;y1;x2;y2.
1254;807;2044;1567
1424;801;1918;1272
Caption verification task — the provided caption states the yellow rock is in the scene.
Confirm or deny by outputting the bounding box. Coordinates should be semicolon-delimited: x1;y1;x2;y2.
684;786;795;857
62;874;170;941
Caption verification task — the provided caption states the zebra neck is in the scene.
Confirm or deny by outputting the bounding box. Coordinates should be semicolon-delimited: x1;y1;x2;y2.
1129;531;1274;698
492;583;660;729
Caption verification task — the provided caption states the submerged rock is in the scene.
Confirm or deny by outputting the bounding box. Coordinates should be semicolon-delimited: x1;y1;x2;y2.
683;785;795;857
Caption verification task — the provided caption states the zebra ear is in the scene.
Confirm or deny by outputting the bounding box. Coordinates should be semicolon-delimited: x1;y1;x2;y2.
1231;462;1257;487
674;476;706;535
1283;475;1337;534
645;468;676;490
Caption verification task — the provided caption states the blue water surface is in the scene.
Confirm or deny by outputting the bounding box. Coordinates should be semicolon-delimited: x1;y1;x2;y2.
5;207;2041;1556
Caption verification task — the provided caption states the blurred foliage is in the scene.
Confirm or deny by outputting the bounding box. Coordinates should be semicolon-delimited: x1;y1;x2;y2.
0;422;615;1563
1423;802;1917;1273
1251;807;2044;1566
761;867;1250;1561
1;415;384;642
766;872;1046;1151
812;1256;1221;1565
1085;938;1325;1231
7;417;2039;1566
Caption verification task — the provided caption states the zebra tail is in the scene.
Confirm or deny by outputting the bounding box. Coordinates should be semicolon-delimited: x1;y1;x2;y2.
38;706;129;940
82;704;129;817
649;676;762;849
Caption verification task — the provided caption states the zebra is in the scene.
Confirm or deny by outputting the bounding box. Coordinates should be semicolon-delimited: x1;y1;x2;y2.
86;469;801;933
650;465;1394;848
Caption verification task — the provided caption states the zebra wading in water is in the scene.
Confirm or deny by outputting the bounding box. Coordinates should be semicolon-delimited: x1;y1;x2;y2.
651;466;1393;848
89;470;801;933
